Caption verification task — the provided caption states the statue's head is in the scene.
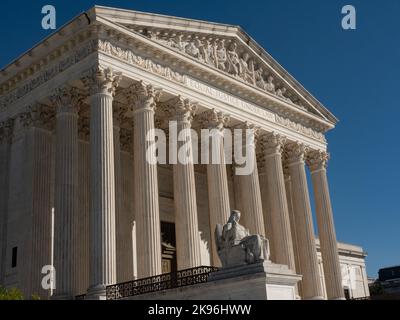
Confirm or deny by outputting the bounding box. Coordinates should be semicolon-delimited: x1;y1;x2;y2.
230;210;241;223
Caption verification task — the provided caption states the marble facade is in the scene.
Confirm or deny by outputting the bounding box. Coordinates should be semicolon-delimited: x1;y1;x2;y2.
0;6;369;300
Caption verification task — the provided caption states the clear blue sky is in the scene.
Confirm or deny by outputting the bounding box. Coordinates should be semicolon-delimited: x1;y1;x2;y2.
1;0;399;278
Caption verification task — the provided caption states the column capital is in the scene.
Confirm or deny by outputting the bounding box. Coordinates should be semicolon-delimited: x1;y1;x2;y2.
124;81;161;112
154;113;168;131
0;118;14;143
158;95;197;124
30;103;55;130
306;150;330;172
197;108;230;130
50;86;84;114
82;66;122;96
232;121;259;163
18;111;33;128
234;121;255;130
234;121;260;138
19;103;55;130
261;132;286;156
285;142;309;165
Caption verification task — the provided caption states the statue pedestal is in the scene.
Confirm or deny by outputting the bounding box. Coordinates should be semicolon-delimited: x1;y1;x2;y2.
207;261;302;300
126;261;301;300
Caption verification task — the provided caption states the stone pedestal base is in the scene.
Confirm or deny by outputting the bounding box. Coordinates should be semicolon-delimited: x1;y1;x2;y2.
126;261;301;300
86;285;107;300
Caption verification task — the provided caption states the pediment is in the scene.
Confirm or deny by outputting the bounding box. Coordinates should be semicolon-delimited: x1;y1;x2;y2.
93;6;338;126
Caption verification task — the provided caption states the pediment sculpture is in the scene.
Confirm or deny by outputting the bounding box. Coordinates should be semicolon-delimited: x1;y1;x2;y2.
215;210;270;268
137;29;310;110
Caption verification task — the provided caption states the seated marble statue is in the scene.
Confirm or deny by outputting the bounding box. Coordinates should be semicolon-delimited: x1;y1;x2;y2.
215;210;270;268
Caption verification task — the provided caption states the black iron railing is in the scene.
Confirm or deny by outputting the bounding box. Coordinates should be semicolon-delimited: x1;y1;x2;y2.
106;266;219;300
75;294;86;300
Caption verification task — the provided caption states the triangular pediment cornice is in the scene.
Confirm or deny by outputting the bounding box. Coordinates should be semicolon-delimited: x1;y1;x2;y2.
92;6;338;127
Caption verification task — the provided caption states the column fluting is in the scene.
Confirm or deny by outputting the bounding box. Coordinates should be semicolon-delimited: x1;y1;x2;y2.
307;150;345;300
83;67;120;299
286;142;324;300
261;133;296;271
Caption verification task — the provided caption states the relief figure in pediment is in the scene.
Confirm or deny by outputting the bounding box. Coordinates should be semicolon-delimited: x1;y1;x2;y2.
168;34;186;51
254;67;266;90
276;87;291;102
265;75;276;93
199;40;215;65
185;40;201;59
239;52;255;85
214;40;227;70
144;29;158;40
226;42;242;76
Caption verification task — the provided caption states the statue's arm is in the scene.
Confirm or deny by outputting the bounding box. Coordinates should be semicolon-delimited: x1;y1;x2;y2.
222;223;234;245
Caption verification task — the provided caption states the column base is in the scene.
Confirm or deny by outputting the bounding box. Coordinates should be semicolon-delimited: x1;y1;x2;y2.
330;297;346;300
86;285;107;300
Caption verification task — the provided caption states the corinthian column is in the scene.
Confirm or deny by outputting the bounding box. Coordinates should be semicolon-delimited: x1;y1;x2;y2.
126;82;162;278
51;87;81;299
261;133;295;271
199;109;231;266
83;67;120;299
307;150;344;300
162;96;201;270
233;123;265;236
286;142;324;300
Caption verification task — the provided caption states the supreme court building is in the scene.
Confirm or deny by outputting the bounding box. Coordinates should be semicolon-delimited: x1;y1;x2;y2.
0;6;369;300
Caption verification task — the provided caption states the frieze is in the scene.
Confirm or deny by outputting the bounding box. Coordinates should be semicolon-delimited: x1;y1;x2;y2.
185;77;276;123
186;76;325;143
98;39;185;84
275;115;326;143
